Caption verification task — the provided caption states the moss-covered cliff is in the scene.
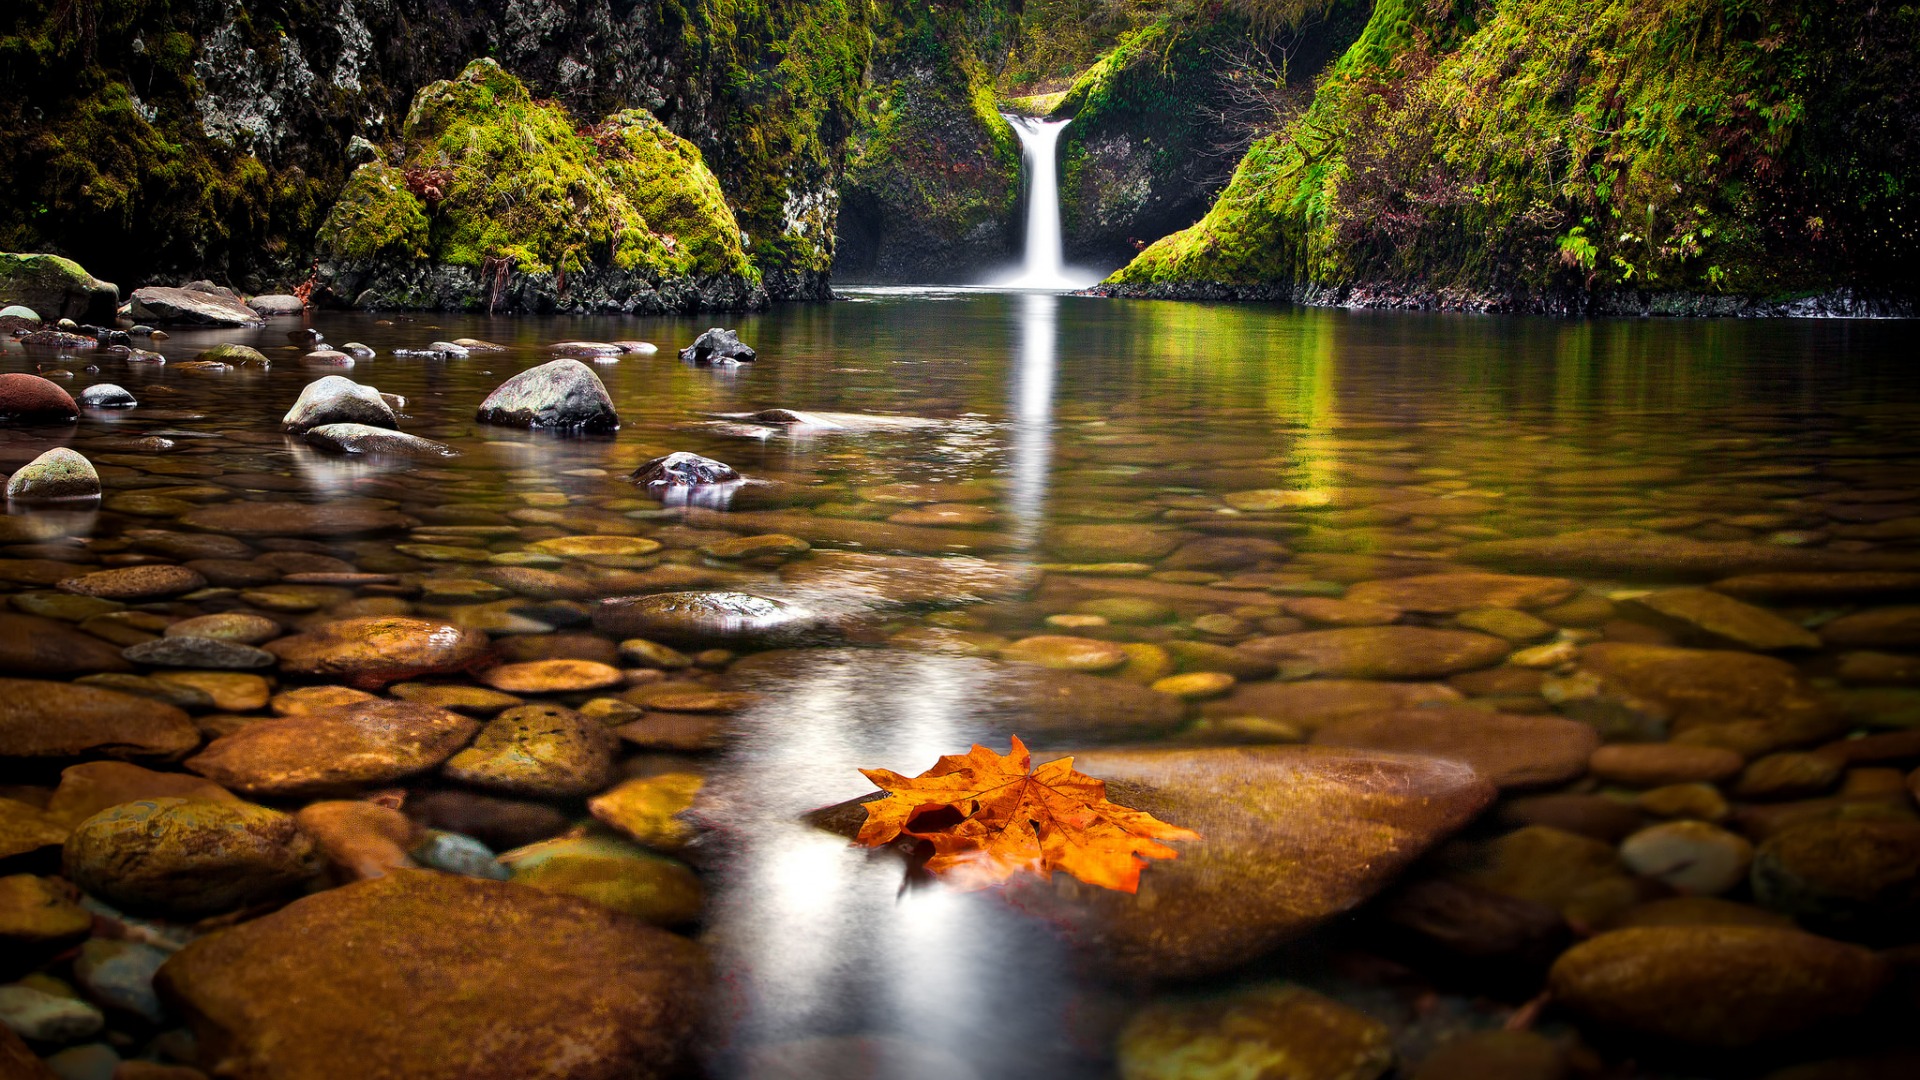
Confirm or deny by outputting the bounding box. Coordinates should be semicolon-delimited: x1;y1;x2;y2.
1107;0;1920;312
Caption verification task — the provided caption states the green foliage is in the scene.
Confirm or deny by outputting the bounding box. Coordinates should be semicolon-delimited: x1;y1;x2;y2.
1116;0;1920;300
318;60;752;281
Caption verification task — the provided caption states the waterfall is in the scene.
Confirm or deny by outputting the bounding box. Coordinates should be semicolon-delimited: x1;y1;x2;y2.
994;115;1097;290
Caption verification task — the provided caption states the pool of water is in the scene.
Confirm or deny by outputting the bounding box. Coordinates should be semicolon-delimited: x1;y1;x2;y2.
4;291;1919;1077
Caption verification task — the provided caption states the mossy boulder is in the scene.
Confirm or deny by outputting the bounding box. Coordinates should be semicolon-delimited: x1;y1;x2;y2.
317;60;761;314
0;253;117;322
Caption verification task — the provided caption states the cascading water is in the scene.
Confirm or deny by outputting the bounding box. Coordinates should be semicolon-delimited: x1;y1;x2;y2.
993;115;1099;290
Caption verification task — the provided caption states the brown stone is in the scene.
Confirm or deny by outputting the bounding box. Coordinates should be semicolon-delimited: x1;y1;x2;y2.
295;800;419;880
1346;573;1578;614
265;616;491;688
1311;708;1599;788
442;704;617;798
1819;606;1920;649
1282;596;1402;626
1412;1031;1568;1080
1547;925;1888;1046
1239;626;1510;679
187;701;480;797
46;761;238;825
58;564;206;601
1588;744;1745;788
1624;588;1822;650
1580;642;1837;737
1710;572;1920;602
155;872;706;1080
179;502;413;537
1200;679;1462;730
0;798;68;859
0;611;133;676
0;678;198;760
1499;794;1645;843
1460;529;1920;580
1117;983;1392;1080
62;798;321;916
478;659;624;694
404;790;568;851
0;1024;58;1080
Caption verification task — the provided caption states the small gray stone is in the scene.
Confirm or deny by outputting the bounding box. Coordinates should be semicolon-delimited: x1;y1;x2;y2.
340;342;376;359
411;830;510;880
5;448;100;503
303;423;455;458
122;636;276;670
75;383;135;408
0;984;105;1043
72;939;169;1022
678;327;755;364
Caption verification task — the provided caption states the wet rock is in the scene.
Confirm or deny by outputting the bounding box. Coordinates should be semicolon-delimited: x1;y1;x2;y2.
58;565;205;601
1619;821;1753;895
264;616;490;687
678;327;756;364
1239;626;1510;679
303;423;455;457
1346;572;1578;614
154;871;707;1078
247;293;305;315
129;286;262;327
474;358;617;432
404;790;569;851
1819;606;1920;649
1546;925;1888;1046
1284;596;1402;626
192;343;270;367
1580;642;1836;736
280;375;395;434
62;798;321;917
0;797;67;861
0;612;133;676
1046;524;1186;562
0;874;92;953
72;938;169;1022
1311;707;1599;788
1750;819;1920;933
122;637;275;670
478;659;623;694
1623;587;1821;650
427;341;470;359
0;984;104;1043
0;372;78;424
46;762;237;826
1461;825;1641;927
1116;983;1392;1080
1411;1031;1568;1080
0;253;118;322
1588;744;1745;788
163;613;281;646
1612;895;1794;929
1000;634;1128;672
410;830;509;879
1734;751;1845;799
442;704;616;798
1161;535;1290;571
501;835;703;924
0;679;196;760
1376;878;1571;983
776;551;1038;607
589;774;703;852
186;700;480;797
179;501;413;537
294;800;418;880
1459;528;1920;580
1711;572;1920;602
702;533;811;561
1198;679;1462;730
72;383;135;411
546;340;623;358
594;591;822;648
627;451;740;489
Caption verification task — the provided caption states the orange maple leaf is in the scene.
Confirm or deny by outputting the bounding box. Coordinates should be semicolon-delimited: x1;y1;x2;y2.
855;736;1200;893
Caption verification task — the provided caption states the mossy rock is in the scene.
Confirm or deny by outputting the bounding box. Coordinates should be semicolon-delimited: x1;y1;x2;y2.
0;253;118;322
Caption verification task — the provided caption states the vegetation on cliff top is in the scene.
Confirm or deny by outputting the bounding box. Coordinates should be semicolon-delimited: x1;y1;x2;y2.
1113;0;1920;303
317;60;753;283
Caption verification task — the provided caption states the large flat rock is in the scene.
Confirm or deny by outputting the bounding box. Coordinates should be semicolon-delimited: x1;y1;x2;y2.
156;871;706;1080
0;678;198;761
187;700;479;797
1310;707;1600;788
130;285;264;326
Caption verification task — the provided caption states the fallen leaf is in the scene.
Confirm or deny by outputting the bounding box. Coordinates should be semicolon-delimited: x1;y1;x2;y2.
855;736;1200;893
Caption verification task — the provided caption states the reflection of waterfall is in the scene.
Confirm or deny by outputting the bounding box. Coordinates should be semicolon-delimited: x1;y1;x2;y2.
1007;292;1056;549
992;117;1101;290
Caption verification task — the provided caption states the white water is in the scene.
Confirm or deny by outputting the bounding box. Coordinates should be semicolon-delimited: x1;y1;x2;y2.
991;115;1101;290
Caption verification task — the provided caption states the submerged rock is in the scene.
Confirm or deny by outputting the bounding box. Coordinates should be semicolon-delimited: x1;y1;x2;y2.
281;375;396;433
186;700;481;797
0;372;78;424
1240;626;1511;679
627;451;741;489
0;612;134;676
0;678;197;760
266;616;491;687
5;447;100;503
679;327;756;364
178;501;413;537
154;872;707;1080
442;703;617;798
1118;983;1393;1080
474;358;618;432
1311;707;1599;788
501;835;703;924
303;423;456;457
62;798;321;917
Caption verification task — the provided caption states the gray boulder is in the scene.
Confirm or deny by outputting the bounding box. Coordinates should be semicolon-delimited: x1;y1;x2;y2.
474;359;618;432
281;376;396;433
130;285;264;327
248;294;307;315
678;327;756;365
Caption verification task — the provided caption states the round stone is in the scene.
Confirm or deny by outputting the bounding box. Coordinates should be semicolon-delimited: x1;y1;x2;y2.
122;636;276;670
58;564;205;601
1750;819;1920;932
265;616;490;687
1619;821;1754;895
1000;634;1129;672
1241;626;1511;679
1046;524;1186;562
479;659;624;694
1311;707;1599;789
501;836;703;925
588;774;704;851
0;372;78;424
0;678;198;760
62;798;321;917
186;700;481;797
1118;983;1392;1080
179;502;413;537
441;704;617;798
1149;671;1237;699
594;591;822;648
529;535;663;559
164;612;282;645
1588;744;1745;788
5;447;99;503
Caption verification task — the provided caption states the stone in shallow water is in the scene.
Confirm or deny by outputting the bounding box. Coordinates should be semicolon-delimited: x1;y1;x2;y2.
186;700;480;797
678;326;755;364
1546;925;1887;1047
1310;707;1598;789
0;372;78;424
500;836;703;925
45;761;237;826
303;423;455;457
1818;606;1920;649
264;616;490;687
405;790;569;851
128;285;261;326
1587;744;1743;788
294;800;418;880
528;535;662;559
1046;523;1187;562
1578;642;1835;735
589;774;703;852
0;873;92;949
1709;571;1920;602
0;678;197;760
594;591;823;648
1619;820;1753;896
1459;528;1920;579
1750;818;1920;933
475;358;618;431
627;451;740;489
163;612;281;645
155;871;707;1080
0;611;134;676
1117;983;1393;1080
179;502;412;537
441;704;616;798
0;984;102;1044
0;798;69;860
57;564;205;601
775;551;1038;608
122;636;276;670
1239;626;1510;679
999;634;1128;672
279;375;395;433
478;659;623;694
62;798;321;917
1623;587;1821;650
1345;572;1578;614
1199;679;1463;730
5;447;99;503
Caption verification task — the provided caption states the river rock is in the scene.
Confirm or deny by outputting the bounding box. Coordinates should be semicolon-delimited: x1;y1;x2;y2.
594;592;823;648
0;678;197;760
1199;679;1462;730
0;799;68;860
501;835;703;925
179;501;412;537
0;372;78;424
479;659;623;693
280;375;395;433
776;551;1039;607
164;612;282;645
1000;634;1128;672
1459;528;1920;579
1311;707;1598;788
74;383;135;408
294;800;418;880
1462;825;1641;927
678;327;755;364
1046;523;1186;562
1710;572;1920;602
0;252;117;321
1546;925;1888;1046
1578;642;1837;744
0;984;104;1044
589;774;703;852
1117;983;1392;1080
129;285;262;326
1346;573;1578;613
122;636;276;670
0;612;133;676
1619;821;1753;895
195;343;271;367
62;798;321;916
1750;819;1920;933
442;704;616;798
46;761;237;825
1734;751;1845;799
264;616;490;687
186;700;480;796
1588;744;1745;787
1239;626;1510;679
628;451;740;488
248;293;305;315
303;423;455;457
154;871;707;1079
547;340;623;358
58;565;205;601
405;790;569;851
72;938;170;1022
0;873;92;953
1624;587;1821;650
474;358;618;431
1819;606;1920;648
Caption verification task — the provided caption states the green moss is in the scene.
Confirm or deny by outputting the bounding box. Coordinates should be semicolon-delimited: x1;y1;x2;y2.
317;60;752;282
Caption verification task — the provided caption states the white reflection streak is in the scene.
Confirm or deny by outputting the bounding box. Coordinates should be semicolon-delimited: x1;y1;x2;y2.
1007;292;1057;550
